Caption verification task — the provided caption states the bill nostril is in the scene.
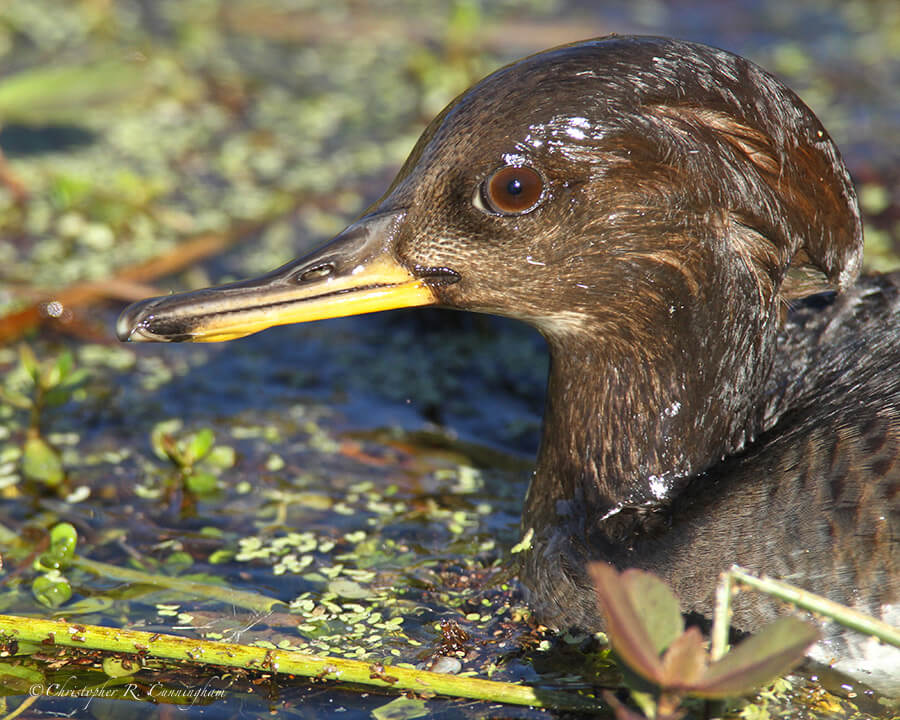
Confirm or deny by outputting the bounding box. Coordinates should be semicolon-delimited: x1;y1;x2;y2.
299;264;335;282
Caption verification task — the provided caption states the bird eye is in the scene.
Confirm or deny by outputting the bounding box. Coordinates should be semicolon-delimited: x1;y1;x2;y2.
474;166;544;215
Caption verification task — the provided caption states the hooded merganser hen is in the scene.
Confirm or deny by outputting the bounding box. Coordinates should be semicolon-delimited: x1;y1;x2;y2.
117;36;899;694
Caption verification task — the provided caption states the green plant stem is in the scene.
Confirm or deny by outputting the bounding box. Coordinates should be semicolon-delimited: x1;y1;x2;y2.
711;569;734;661
727;565;900;647
28;388;42;435
69;555;285;614
0;614;603;712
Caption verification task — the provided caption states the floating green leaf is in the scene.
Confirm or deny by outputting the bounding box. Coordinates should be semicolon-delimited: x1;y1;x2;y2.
328;578;370;600
50;522;78;563
371;696;429;720
59;596;115;616
32;571;72;608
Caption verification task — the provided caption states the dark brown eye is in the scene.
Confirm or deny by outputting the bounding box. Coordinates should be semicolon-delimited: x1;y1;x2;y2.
476;166;544;215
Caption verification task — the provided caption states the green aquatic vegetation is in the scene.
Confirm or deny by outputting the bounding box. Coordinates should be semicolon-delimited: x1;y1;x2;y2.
0;612;603;712
0;60;143;125
228;529;413;659
588;563;899;720
149;419;236;495
0;345;88;488
31;522;77;608
27;522;284;614
6;525;840;717
224;462;515;663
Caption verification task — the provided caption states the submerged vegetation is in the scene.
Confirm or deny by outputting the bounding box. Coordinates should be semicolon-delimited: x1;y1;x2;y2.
0;0;898;718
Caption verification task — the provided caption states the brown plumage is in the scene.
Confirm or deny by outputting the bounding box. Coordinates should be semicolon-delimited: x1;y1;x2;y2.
117;36;899;694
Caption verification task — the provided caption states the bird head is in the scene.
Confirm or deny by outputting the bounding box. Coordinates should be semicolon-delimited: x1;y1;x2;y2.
118;36;862;350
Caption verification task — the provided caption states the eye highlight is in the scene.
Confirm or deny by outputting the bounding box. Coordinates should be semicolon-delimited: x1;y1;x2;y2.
474;165;544;215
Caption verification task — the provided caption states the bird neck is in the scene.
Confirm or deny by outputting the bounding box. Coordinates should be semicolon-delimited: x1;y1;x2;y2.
522;272;779;540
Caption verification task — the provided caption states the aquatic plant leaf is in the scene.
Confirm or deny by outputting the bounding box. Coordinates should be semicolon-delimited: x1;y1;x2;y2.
619;569;684;656
45;363;90;406
690;616;818;698
164;551;195;571
0;61;142;123
32;572;72;608
54;350;74;378
0;662;45;694
22;435;64;486
49;523;78;564
590;562;671;684
602;689;686;720
0;386;32;410
186;428;215;463
205;444;236;469
59;367;90;390
186;471;218;494
43;387;74;407
208;549;235;565
601;690;650;720
62;596;115;616
18;345;39;384
327;577;370;600
150;419;183;462
103;656;139;678
371;696;429;720
660;626;707;688
41;350;73;389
